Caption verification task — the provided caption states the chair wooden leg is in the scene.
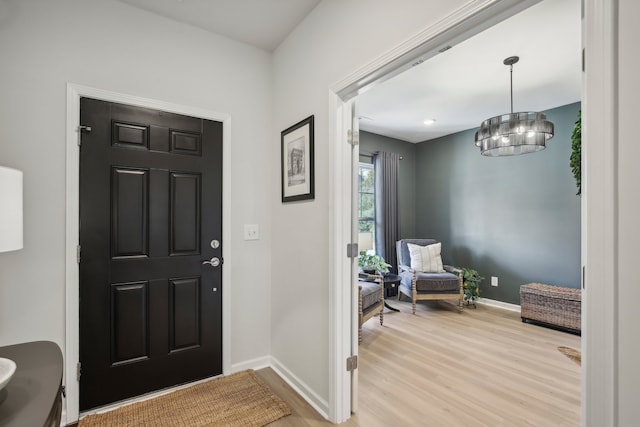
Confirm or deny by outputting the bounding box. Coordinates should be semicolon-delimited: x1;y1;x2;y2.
358;286;363;343
379;309;384;326
412;278;417;314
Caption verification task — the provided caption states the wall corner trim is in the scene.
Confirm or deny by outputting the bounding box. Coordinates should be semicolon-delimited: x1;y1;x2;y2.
230;356;271;373
270;356;330;420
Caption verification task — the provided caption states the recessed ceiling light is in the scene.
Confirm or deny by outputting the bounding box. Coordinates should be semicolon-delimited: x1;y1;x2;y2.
423;119;436;126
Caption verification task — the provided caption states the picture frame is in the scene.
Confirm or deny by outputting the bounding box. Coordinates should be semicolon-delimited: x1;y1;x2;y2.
281;115;314;202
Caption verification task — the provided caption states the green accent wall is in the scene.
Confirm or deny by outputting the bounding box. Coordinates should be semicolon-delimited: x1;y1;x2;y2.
361;102;581;304
415;102;581;304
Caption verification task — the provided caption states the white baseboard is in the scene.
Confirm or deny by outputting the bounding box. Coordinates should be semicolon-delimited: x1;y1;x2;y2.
476;298;521;313
230;355;271;373
270;356;329;420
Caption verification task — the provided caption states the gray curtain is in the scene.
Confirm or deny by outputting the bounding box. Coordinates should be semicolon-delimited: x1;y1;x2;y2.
374;151;400;274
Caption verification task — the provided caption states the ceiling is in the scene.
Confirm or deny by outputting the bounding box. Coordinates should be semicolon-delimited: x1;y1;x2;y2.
116;0;581;144
117;0;321;52
358;0;582;143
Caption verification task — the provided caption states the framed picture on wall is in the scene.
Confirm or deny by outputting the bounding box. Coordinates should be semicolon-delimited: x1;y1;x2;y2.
281;115;314;203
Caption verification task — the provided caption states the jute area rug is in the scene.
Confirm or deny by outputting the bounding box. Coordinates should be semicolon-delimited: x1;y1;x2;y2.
79;370;292;427
558;346;581;365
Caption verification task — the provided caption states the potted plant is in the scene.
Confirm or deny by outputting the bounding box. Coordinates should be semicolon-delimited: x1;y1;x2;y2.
570;110;581;196
458;267;484;307
358;251;391;275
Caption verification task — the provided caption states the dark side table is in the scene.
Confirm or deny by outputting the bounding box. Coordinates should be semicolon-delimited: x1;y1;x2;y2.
381;274;401;312
0;341;63;427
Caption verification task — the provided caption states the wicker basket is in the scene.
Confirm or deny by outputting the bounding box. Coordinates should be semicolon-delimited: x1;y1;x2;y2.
520;283;581;334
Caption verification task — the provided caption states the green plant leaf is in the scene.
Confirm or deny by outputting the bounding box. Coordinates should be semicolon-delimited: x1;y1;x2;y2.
460;267;483;299
357;253;391;273
570;110;581;196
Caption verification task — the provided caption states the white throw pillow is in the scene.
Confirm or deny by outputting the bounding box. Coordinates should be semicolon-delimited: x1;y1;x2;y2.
407;242;445;273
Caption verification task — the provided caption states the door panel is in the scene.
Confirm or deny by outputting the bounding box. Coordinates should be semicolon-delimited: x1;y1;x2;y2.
79;97;223;410
169;277;201;351
112;121;149;149
111;281;149;364
170;130;201;155
170;172;201;255
111;167;149;258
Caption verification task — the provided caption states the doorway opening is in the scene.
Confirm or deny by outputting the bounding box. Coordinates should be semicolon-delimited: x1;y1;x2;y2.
328;0;599;424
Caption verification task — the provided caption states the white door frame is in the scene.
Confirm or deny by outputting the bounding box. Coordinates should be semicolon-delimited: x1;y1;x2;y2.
64;84;233;423
582;0;617;425
328;95;356;423
329;0;617;425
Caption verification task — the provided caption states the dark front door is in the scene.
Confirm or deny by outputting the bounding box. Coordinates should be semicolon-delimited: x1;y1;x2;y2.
79;98;223;410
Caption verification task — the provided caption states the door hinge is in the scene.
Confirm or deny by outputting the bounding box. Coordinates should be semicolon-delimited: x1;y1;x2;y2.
346;355;358;372
347;129;359;146
77;362;82;381
76;244;81;264
582;48;585;72
78;125;92;146
61;385;66;398
346;243;359;258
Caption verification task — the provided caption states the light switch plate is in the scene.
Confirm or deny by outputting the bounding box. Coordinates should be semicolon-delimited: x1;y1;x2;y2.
491;276;498;287
244;224;259;241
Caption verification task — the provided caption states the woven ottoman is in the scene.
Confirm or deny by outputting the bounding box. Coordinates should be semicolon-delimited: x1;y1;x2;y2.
520;283;581;334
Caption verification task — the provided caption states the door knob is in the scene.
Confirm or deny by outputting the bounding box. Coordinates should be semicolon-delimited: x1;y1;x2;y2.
202;257;221;267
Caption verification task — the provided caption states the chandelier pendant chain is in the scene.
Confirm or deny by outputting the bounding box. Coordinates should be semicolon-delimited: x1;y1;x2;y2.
509;63;513;113
504;55;519;114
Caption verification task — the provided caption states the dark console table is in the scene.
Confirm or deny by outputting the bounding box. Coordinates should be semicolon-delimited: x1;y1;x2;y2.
0;341;63;427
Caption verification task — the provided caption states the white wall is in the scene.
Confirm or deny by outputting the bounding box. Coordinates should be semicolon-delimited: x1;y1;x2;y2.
617;0;640;424
271;0;468;412
0;0;272;376
2;0;636;423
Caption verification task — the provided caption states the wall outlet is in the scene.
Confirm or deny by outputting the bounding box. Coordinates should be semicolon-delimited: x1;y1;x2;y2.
244;224;259;241
491;276;499;287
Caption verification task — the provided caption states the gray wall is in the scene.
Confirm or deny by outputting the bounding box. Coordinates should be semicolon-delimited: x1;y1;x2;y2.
415;102;581;304
360;131;418;238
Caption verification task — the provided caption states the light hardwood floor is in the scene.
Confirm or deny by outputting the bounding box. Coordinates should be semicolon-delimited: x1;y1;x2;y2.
258;298;581;427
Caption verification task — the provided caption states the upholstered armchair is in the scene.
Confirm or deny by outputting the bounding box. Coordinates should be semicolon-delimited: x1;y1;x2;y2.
358;273;384;343
396;239;463;314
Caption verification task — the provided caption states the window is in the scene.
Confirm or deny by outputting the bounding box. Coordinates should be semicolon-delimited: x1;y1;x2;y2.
358;163;375;254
